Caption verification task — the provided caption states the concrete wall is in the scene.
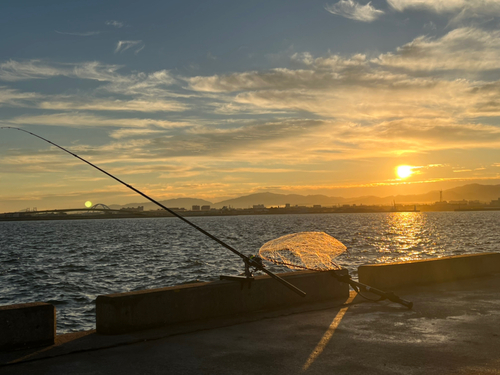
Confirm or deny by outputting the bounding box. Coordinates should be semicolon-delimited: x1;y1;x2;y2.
0;302;55;351
358;252;500;290
96;269;349;335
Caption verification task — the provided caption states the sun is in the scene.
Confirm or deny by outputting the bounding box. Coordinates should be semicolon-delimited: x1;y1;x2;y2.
396;165;413;179
84;201;93;208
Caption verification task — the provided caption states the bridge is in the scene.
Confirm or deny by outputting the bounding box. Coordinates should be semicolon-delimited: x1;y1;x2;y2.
1;204;147;219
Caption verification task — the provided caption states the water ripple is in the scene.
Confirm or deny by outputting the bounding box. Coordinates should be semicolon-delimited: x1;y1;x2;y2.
1;211;500;333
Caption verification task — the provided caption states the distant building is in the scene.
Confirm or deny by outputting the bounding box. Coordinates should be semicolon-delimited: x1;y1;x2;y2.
253;204;265;209
285;203;290;209
121;206;143;212
201;205;210;211
313;205;321;209
192;205;200;211
449;200;468;205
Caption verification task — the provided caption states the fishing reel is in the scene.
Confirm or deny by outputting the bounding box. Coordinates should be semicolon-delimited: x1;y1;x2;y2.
245;254;265;276
219;254;265;287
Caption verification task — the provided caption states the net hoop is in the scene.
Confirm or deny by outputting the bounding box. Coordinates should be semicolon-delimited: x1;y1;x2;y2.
259;231;346;271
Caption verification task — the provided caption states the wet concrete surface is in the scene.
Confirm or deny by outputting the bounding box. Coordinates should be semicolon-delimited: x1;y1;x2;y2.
2;273;500;375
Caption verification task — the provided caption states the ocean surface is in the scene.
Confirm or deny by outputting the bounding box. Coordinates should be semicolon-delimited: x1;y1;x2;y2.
1;211;499;334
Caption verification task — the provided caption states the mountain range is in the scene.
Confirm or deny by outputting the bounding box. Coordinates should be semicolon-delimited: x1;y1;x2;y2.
109;183;500;210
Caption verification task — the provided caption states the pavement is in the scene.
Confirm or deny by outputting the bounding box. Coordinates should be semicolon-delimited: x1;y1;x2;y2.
1;273;500;375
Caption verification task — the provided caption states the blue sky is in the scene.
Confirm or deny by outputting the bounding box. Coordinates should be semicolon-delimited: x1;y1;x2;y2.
1;0;500;211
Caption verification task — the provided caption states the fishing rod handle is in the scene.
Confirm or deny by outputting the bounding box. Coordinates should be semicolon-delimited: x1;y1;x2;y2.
345;277;414;309
364;286;413;309
396;298;413;309
383;292;413;309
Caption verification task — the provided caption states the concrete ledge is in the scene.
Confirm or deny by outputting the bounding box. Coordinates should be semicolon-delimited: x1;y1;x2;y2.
0;302;56;351
358;252;500;290
96;269;349;335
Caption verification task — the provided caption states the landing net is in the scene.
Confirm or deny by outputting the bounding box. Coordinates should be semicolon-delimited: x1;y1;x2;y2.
259;232;347;271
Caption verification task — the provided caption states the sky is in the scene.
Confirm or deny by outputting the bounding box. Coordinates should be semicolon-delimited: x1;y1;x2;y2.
1;0;500;211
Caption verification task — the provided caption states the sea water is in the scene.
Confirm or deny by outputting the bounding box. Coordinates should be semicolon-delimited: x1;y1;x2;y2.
1;211;499;333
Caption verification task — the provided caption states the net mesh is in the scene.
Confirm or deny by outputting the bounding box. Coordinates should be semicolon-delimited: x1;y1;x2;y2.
259;232;347;271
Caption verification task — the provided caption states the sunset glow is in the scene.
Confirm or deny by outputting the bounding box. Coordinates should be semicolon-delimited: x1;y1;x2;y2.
1;1;500;211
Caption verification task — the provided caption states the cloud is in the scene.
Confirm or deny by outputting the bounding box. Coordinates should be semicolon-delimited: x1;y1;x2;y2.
188;68;328;92
8;113;192;129
180;26;500;162
38;98;188;112
187;54;371;93
3;25;500;178
344;119;500;151
142;119;328;158
0;86;40;106
186;39;500;123
210;101;288;115
0;60;179;100
8;119;326;168
0;60;123;82
0;60;67;81
79;116;500;165
109;128;168;139
3;118;328;167
291;52;314;65
105;20;124;28
115;40;144;54
101;70;179;98
325;0;384;22
0;154;81;174
387;0;500;15
422;21;437;31
388;0;500;25
374;28;500;72
55;30;100;36
72;61;127;82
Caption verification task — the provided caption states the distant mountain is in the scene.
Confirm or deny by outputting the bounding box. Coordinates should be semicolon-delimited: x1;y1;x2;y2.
376;184;500;205
108;184;500;210
109;198;213;211
212;192;346;208
212;184;500;208
443;184;500;202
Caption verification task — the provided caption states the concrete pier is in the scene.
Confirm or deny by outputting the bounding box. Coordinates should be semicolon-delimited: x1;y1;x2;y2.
2;253;500;374
2;272;500;374
0;302;55;351
358;252;500;290
96;269;349;334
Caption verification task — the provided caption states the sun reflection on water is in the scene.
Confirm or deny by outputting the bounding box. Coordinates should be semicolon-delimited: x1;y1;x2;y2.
374;212;440;263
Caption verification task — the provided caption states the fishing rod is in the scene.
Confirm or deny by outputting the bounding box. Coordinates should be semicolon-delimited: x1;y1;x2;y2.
1;126;306;297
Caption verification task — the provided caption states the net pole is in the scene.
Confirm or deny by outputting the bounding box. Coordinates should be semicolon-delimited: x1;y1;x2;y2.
330;271;413;309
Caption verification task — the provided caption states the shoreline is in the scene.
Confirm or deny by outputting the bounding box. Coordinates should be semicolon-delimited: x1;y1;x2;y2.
5;207;496;223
